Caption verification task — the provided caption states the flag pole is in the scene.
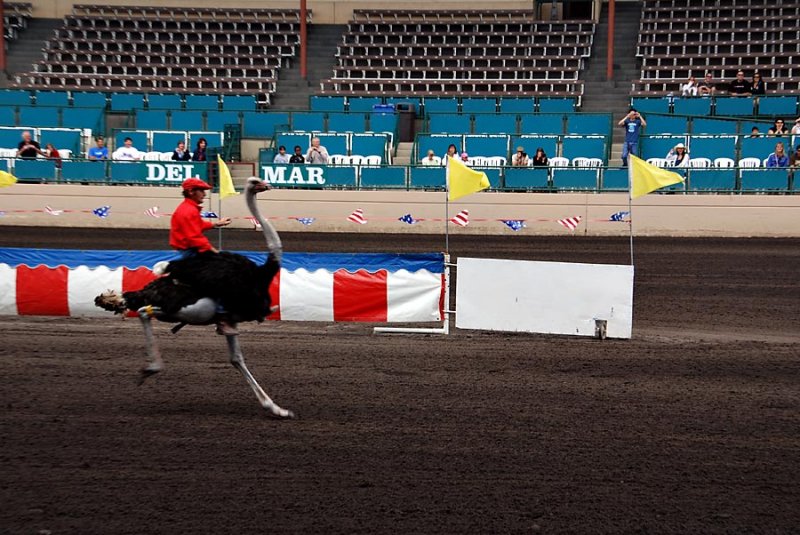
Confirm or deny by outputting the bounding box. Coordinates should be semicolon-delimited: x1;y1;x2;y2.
444;161;450;253
627;164;634;266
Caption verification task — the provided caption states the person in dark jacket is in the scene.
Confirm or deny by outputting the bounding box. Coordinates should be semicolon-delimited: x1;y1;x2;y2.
191;138;207;162
171;140;191;161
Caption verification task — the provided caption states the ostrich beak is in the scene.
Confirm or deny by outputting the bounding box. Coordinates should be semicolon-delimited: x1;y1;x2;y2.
252;181;269;193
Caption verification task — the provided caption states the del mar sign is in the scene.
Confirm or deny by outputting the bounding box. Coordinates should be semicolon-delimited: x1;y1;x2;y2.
262;165;326;187
145;163;200;182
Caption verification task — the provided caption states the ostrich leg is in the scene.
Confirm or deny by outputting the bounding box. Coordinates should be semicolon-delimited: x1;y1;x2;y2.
137;307;164;385
225;332;294;419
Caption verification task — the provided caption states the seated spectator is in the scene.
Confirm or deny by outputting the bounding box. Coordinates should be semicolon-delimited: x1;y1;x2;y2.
532;148;549;167
768;119;790;137
790;144;800;168
44;143;62;169
442;144;458;166
171;141;191;161
680;76;698;97
289;145;305;164
791;118;800;135
749;126;761;138
191;138;207;162
305;137;329;164
511;146;529;166
697;72;716;96
460;152;469;164
727;71;751;96
665;143;690;168
87;137;108;160
750;73;766;96
766;142;789;168
420;149;440;166
273;145;290;164
112;137;142;161
17;131;44;159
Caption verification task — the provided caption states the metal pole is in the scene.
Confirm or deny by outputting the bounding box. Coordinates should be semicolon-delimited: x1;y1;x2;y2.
607;0;615;81
299;0;308;80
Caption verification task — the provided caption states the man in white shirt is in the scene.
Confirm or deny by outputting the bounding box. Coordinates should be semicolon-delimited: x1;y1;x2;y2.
112;137;142;161
305;137;329;164
273;145;290;164
420;149;440;166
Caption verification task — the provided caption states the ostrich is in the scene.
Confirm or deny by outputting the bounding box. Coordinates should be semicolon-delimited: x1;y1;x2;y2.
95;177;293;419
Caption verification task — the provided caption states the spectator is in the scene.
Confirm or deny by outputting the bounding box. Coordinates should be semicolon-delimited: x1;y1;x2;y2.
460;152;470;164
44;143;62;169
273;145;290;164
17;131;44;159
767;119;789;137
420;149;440;166
87;136;108;160
511;146;528;166
532;147;549;167
442;144;458;166
665;143;690;168
171;140;191;161
789;144;800;168
191;138;207;162
750;73;766;96
289;145;305;164
791;118;800;135
697;72;716;96
766;142;789;168
618;108;646;167
727;71;751;96
680;76;698;97
749;126;761;138
305;137;329;164
112;137;142;161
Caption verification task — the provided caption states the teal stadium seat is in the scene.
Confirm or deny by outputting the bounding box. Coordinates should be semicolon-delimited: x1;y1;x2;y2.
474;167;501;188
137;110;169;130
520;114;563;135
714;97;754;116
0;89;31;106
538;98;575;113
368;113;398;134
222;95;256;111
347;97;382;112
39;129;82;154
206;111;240;131
14;159;56;182
291;112;325;132
242;112;289;138
416;134;462;160
601;168;629;190
152;131;187;152
310;96;346;112
34;91;69;107
692;118;737;135
0;128;26;148
646;115;687;134
503;167;549;190
148;94;182;110
116;131;149;152
409;166;446;188
20;106;61;128
688;135;737;160
185;95;219;111
110;93;145;111
71;92;107;109
317;133;348;155
498;98;535;113
561;135;607;160
424;98;459;114
640;135;687;159
461;98;496;113
320;165;357;187
740;169;790;191
61;161;107;183
631;97;670;114
757;96;798;117
464;135;509;158
277;132;311;153
673;98;712;116
359;166;406;188
565;114;611;135
62;107;103;131
327;113;366;132
511;135;558;160
351;133;388;158
552;168;599;190
687;169;736;191
188;131;222;149
740;136;782;159
171;111;203;131
429;113;470;134
473;114;517;134
0;108;16;126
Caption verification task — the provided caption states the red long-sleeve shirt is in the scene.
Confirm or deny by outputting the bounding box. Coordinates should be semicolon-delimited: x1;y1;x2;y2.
170;198;214;252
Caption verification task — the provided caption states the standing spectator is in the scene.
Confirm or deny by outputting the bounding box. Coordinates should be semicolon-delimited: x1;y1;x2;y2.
511;146;528;166
766;142;789;168
750;73;766;96
767;119;790;137
697;72;716;96
442;144;458;166
289;145;305;164
17;131;44;159
532;147;549;167
44;143;62;169
112;137;142;161
191;138;207;162
171;140;191;161
87;136;108;160
727;71;751;96
680;76;698;97
665;143;690;168
420;149;440;166
790;118;800;135
273;145;290;164
618;109;646;167
749;126;762;138
305;137;329;164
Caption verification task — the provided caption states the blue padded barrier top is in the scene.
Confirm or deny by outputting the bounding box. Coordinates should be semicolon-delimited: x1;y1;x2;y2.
740;169;790;191
0;89;31;106
409;166;446;188
359;166;406;188
185;95;219;111
601;168;629;190
310;95;346;112
552;168;599;190
498;98;535;113
34;91;69;107
72;92;107;109
673;98;712;116
222;95;257;111
631;97;670;115
757;96;798;117
687;169;737;191
13;159;57;182
60;161;107;182
504;167;550;190
347;97;383;113
714;97;754;117
538;98;575;113
148;94;182;110
461;98;497;114
423;98;459;114
321;165;357;187
110;93;145;111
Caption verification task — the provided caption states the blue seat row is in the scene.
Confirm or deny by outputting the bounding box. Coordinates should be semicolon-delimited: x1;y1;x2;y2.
0;106;104;131
426;112;612;135
644;113;788;136
416;134;609;162
631;96;799;118
0;127;84;154
310;95;577;114
273;132;390;159
113;130;224;153
0;89;258;111
640;134;800;161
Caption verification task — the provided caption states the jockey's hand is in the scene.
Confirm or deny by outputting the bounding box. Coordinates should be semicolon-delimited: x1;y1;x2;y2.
214;218;232;228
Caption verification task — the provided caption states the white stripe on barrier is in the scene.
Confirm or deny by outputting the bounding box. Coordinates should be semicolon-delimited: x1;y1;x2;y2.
387;269;442;322
279;268;334;321
68;266;123;317
0;263;17;315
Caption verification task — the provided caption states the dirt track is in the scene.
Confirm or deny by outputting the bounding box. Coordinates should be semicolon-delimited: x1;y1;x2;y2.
2;229;799;533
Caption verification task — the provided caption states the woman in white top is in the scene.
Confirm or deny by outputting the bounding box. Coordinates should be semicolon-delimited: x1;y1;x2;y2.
665;143;690;168
420;149;440;166
681;76;698;97
441;144;458;166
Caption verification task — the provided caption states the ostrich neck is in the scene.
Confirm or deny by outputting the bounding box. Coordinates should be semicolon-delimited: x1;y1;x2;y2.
246;188;283;262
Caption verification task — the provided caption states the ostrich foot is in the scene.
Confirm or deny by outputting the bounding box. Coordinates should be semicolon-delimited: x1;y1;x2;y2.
216;321;238;336
267;405;296;420
138;366;160;386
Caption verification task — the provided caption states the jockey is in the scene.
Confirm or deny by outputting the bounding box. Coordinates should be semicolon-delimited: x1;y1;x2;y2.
170;177;231;256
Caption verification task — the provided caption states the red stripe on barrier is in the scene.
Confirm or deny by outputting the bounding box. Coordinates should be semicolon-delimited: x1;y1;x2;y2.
122;267;158;317
333;269;387;322
268;270;281;321
17;265;69;316
439;273;446;320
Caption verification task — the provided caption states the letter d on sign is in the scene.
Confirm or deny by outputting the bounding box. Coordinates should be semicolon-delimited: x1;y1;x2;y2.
146;163;166;182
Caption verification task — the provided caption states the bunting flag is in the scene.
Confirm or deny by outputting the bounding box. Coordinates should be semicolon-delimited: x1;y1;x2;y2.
629;154;685;199
398;213;417;225
144;206;161;218
450;210;469;227
0;170;17;188
294;217;316;226
200;211;218;218
45;205;63;216
247;216;262;230
501;220;526;231
0;211;5;217
347;209;367;224
557;215;582;231
609;211;630;222
92;205;111;218
218;155;239;199
447;156;490;201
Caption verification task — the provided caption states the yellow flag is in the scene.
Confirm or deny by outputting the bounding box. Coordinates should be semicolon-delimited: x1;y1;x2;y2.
447;156;490;201
0;170;17;188
217;155;238;199
629;154;685;199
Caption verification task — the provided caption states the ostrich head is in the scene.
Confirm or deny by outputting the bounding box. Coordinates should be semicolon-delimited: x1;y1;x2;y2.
246;176;268;194
244;177;282;263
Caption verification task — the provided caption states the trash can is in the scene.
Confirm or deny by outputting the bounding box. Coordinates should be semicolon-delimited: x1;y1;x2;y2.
394;103;416;143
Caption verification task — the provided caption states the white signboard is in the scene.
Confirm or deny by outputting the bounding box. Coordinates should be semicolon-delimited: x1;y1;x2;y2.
455;258;634;339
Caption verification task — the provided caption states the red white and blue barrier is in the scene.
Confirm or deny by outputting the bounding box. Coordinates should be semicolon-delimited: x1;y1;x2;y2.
0;248;446;323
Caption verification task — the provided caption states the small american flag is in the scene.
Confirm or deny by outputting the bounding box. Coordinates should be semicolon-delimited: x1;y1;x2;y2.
347;209;367;224
609;211;630;222
45;205;63;216
502;219;526;231
398;213;417;225
450;210;469;227
557;215;582;231
93;205;111;218
294;217;316;226
200;211;218;218
0;211;5;217
247;216;262;230
144;206;160;218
